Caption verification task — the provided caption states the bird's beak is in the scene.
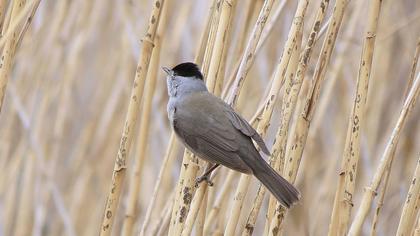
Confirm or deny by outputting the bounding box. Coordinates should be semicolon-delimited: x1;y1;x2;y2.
162;67;172;75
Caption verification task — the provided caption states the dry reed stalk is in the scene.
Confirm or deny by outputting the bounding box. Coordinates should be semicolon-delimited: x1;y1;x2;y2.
306;3;365;234
221;0;296;107
363;0;393;165
266;0;350;234
157;206;172;236
396;155;420;236
213;0;237;97
329;0;383;234
150;191;175;235
404;39;420;99
222;0;288;101
169;0;220;231
0;0;26;113
99;1;165;234
150;196;174;235
226;0;274;107
195;0;217;67
69;168;91;228
241;1;309;234
323;3;361;236
201;0;222;77
181;181;209;236
415;217;420;236
121;36;162;236
14;152;34;236
1;1;419;235
0;0;41;49
168;2;219;234
378;10;420;43
268;115;310;236
39;28;87;236
139;133;176;236
205;167;220;233
7;80;76;236
152;137;181;214
229;0;257;68
371;38;420;235
39;3;96;230
14;83;49;236
369;163;392;236
0;0;7;31
223;1;276;234
310;0;365;138
203;171;237;234
195;192;207;236
349;42;420;236
256;0;288;58
0;108;14;169
262;32;302;236
1;0;12;36
3;144;24;235
179;0;238;233
266;0;331;229
88;37;132;164
166;1;194;59
121;5;169;236
15;0;42;49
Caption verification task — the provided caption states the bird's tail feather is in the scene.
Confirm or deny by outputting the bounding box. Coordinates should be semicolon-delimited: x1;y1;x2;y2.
248;156;300;208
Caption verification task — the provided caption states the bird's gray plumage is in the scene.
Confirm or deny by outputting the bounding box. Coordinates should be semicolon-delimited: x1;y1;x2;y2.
164;63;300;208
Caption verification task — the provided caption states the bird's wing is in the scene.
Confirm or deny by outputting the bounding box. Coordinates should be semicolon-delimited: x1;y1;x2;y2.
173;108;251;173
223;105;271;155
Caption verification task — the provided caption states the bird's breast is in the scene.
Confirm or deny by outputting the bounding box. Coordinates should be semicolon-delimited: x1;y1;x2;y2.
167;97;177;125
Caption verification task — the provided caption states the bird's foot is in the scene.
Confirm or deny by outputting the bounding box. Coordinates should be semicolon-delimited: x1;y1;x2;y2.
195;175;213;187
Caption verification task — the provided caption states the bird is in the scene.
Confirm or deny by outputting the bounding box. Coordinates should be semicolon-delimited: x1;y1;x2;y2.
162;62;300;208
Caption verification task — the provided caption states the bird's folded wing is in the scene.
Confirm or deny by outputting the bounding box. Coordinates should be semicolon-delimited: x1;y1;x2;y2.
224;107;271;155
174;117;250;172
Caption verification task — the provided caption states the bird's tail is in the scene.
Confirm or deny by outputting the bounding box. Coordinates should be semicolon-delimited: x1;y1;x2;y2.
248;156;300;208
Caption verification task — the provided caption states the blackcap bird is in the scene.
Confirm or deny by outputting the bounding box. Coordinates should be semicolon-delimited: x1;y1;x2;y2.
163;62;300;208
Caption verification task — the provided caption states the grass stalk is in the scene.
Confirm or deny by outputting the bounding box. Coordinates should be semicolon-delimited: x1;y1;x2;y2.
0;0;7;32
226;0;275;107
121;35;162;236
265;0;331;229
168;2;219;234
349;41;420;236
0;0;26;113
223;1;276;234
179;0;238;233
242;1;309;234
99;1;165;234
396;155;420;236
329;0;383;234
266;0;350;233
139;133;177;236
1;1;418;235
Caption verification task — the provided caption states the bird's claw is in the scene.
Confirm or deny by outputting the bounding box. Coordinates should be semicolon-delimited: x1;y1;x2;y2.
195;175;213;187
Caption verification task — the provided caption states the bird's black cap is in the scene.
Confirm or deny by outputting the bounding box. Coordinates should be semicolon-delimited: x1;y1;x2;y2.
172;62;203;80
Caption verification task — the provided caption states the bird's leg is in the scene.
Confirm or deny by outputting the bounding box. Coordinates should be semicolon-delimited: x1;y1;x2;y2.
196;163;220;187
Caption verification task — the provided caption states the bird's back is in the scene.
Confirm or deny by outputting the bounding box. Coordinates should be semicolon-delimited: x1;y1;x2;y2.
170;91;253;173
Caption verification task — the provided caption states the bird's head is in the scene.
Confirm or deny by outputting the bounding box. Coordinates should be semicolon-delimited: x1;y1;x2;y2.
162;62;207;97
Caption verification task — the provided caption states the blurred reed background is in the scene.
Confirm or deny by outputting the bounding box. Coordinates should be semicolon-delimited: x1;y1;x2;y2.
0;0;419;235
